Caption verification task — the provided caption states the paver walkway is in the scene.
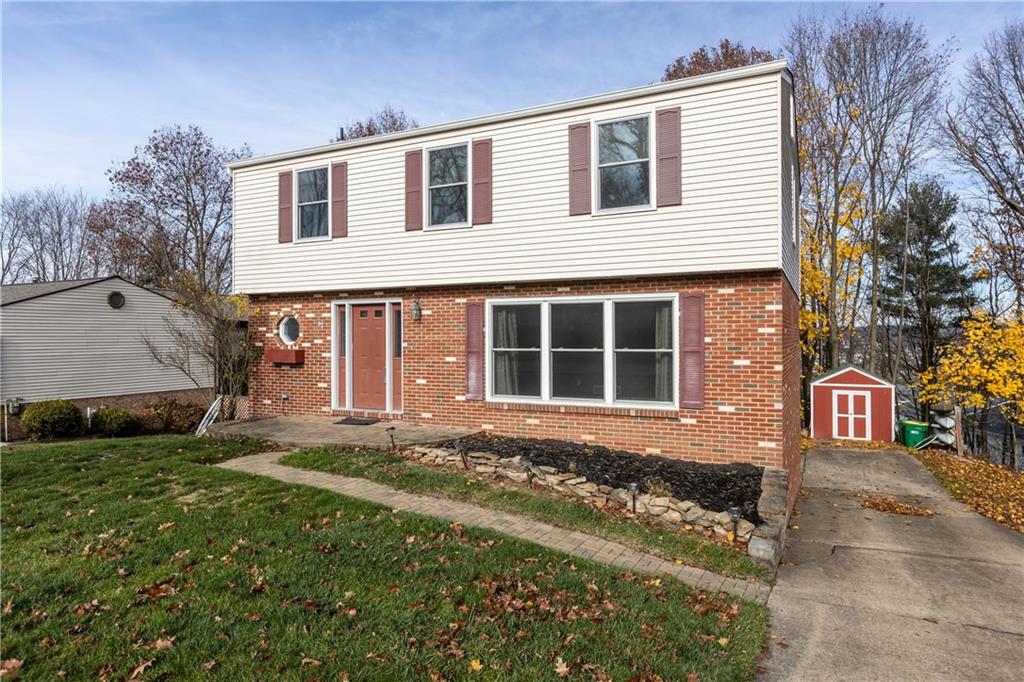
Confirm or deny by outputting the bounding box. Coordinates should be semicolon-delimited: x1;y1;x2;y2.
217;451;771;604
209;416;476;449
759;447;1024;681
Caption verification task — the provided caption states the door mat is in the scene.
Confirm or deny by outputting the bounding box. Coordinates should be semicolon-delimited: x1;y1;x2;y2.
335;417;380;426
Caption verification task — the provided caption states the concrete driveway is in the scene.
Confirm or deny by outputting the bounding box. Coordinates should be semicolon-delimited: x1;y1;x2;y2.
760;447;1024;681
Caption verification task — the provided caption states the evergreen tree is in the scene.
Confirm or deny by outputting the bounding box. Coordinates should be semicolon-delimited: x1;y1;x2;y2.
878;180;975;404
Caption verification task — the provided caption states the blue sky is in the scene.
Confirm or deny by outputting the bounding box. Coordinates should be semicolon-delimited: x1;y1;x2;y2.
2;1;1020;195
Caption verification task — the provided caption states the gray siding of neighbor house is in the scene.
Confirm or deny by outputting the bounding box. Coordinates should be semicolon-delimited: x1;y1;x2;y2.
0;279;212;402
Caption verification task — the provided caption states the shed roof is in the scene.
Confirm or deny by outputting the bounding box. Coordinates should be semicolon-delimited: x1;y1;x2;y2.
810;364;894;387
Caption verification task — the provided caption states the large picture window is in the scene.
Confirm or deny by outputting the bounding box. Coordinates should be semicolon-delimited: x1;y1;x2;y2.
488;295;676;407
428;144;469;226
597;116;651;211
296;167;329;239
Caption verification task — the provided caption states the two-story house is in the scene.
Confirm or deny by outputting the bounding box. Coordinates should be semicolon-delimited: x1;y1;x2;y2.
229;60;801;493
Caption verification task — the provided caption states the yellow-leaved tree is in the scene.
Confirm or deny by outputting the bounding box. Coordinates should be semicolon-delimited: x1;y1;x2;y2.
919;314;1024;465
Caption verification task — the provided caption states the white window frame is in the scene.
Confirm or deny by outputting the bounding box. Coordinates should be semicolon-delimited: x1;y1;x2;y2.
485;292;679;410
293;164;331;242
592;111;656;216
278;315;300;346
424;141;472;231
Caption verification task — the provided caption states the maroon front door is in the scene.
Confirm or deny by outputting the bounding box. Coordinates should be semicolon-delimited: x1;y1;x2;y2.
352;304;387;410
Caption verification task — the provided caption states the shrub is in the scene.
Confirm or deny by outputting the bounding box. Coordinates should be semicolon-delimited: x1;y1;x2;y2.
20;399;83;439
148;398;206;434
91;407;137;437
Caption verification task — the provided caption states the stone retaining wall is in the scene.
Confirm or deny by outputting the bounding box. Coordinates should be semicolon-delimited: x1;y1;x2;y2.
405;444;759;545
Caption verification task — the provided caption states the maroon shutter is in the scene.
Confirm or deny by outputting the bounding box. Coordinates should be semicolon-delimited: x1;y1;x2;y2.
471;139;493;225
331;162;348;238
465;302;484;400
278;171;293;243
568;122;591;215
680;293;704;409
656;107;682;207
404;150;423;231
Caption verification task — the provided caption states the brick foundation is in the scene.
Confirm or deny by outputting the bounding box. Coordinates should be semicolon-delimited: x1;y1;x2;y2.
249;271;801;483
2;387;212;441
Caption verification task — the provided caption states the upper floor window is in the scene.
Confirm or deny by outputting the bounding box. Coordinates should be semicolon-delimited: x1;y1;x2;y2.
597;116;651;211
428;144;469;226
297;167;328;239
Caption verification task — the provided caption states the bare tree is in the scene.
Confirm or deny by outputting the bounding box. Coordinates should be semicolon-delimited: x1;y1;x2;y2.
1;193;31;284
946;21;1024;318
662;38;777;81
831;7;952;373
90;125;250;294
142;274;260;420
332;104;418;142
1;188;104;283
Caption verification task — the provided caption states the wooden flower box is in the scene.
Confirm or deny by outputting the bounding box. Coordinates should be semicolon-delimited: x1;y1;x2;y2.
264;348;304;365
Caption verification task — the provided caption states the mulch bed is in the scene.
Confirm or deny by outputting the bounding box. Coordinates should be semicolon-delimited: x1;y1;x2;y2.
439;434;763;523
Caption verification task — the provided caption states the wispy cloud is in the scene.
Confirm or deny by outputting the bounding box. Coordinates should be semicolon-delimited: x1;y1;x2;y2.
2;1;1019;195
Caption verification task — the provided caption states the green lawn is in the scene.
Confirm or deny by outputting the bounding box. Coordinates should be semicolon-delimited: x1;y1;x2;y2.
280;447;770;581
2;436;768;680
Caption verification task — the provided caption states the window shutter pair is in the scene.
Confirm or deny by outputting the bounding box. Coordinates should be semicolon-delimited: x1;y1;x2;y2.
405;140;493;231
568;106;682;216
277;163;348;243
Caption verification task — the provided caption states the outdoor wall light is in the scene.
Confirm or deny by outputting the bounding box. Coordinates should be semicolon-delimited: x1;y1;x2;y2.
410;300;422;321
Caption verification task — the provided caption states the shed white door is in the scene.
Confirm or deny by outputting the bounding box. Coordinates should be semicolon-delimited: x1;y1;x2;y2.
834;390;870;440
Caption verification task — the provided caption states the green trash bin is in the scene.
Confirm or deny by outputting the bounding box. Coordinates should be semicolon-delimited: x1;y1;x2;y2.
899;420;928;447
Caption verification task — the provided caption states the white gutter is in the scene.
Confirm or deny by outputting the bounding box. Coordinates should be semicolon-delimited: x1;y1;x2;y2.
228;60;790;171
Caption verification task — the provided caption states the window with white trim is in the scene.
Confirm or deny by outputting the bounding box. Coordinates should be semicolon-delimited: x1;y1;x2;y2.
597;116;651;210
488;295;676;407
428;144;469;226
296;167;328;239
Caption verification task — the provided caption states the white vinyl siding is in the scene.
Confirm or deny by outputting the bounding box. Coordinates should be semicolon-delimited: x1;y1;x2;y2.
0;279;212;402
232;70;787;294
779;76;800;293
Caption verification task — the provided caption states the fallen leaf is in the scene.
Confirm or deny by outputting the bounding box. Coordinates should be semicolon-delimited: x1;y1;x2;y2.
202;660;217;671
717;637;730;647
301;658;322;667
555;657;570;677
127;659;153;680
1;659;24;676
144;637;175;651
469;659;483;672
157;522;175;531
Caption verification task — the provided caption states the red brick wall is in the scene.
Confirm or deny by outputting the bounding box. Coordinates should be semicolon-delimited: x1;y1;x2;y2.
2;388;211;441
250;271;799;470
781;278;803;503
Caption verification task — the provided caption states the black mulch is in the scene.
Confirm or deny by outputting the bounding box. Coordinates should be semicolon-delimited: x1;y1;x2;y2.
438;434;763;523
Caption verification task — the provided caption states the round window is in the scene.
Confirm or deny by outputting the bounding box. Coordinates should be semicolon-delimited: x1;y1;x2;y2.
279;316;300;345
107;291;125;309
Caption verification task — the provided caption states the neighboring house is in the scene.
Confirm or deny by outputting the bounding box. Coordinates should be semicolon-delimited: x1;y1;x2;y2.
230;61;801;491
0;276;212;439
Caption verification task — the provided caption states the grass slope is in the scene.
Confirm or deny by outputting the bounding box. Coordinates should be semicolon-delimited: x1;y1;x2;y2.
2;436;767;680
280;447;770;581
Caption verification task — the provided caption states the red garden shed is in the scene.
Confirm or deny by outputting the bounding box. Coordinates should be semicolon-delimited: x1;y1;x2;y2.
810;365;896;442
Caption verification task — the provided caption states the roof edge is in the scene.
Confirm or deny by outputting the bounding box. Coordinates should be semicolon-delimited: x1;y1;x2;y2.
228;60;789;171
810;364;894;387
1;275;178;307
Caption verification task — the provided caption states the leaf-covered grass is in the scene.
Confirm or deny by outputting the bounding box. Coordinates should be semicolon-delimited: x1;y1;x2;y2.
914;448;1024;533
280;447;771;581
2;436;768;680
